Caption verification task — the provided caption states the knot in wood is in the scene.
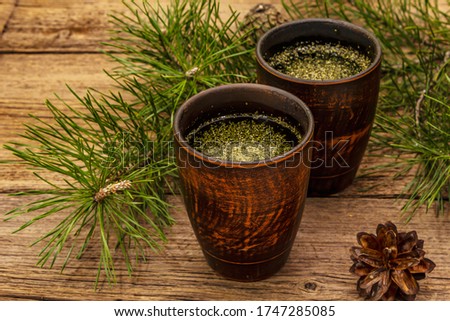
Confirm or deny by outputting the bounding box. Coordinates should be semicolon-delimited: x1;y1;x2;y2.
304;282;317;291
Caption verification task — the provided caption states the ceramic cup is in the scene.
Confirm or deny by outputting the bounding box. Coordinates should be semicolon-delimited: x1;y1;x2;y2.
256;18;382;195
173;83;314;281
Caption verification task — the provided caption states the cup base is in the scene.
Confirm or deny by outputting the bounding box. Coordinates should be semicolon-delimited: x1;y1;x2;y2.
202;248;292;282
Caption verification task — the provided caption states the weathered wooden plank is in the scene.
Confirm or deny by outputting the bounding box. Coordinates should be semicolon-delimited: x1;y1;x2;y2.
0;53;115;109
0;0;281;52
0;0;124;52
0;0;17;35
0;194;447;300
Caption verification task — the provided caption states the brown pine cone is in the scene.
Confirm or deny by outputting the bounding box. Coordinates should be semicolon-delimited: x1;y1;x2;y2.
350;221;436;300
240;3;288;44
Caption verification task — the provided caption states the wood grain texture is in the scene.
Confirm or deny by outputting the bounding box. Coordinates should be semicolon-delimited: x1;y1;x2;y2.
0;0;449;301
0;0;124;52
0;0;17;35
0;195;448;301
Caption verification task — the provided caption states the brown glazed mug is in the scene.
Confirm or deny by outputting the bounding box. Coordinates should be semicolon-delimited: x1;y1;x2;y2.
173;83;314;281
256;19;382;195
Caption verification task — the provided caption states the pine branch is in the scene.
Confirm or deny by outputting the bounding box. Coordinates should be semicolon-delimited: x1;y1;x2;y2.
4;87;176;288
105;0;256;112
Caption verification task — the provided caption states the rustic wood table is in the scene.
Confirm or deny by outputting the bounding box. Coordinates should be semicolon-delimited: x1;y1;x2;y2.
0;0;449;301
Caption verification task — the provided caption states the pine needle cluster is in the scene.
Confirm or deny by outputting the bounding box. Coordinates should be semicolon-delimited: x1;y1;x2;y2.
282;0;450;219
4;88;177;287
105;0;255;111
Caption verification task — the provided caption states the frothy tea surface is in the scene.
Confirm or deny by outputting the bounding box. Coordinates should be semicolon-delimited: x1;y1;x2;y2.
186;113;302;162
267;40;371;81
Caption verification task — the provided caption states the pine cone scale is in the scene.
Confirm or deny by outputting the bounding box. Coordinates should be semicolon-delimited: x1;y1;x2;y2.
391;270;419;296
357;232;379;250
371;270;391;301
351;246;384;268
349;262;372;276
409;258;436;274
359;268;388;289
390;257;421;270
383;230;397;250
397;231;418;254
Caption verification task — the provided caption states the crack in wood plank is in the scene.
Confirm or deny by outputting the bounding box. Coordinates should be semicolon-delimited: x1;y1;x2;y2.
0;0;19;36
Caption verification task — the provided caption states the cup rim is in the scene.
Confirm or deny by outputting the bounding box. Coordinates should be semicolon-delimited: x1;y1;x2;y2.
256;18;383;85
173;83;314;168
